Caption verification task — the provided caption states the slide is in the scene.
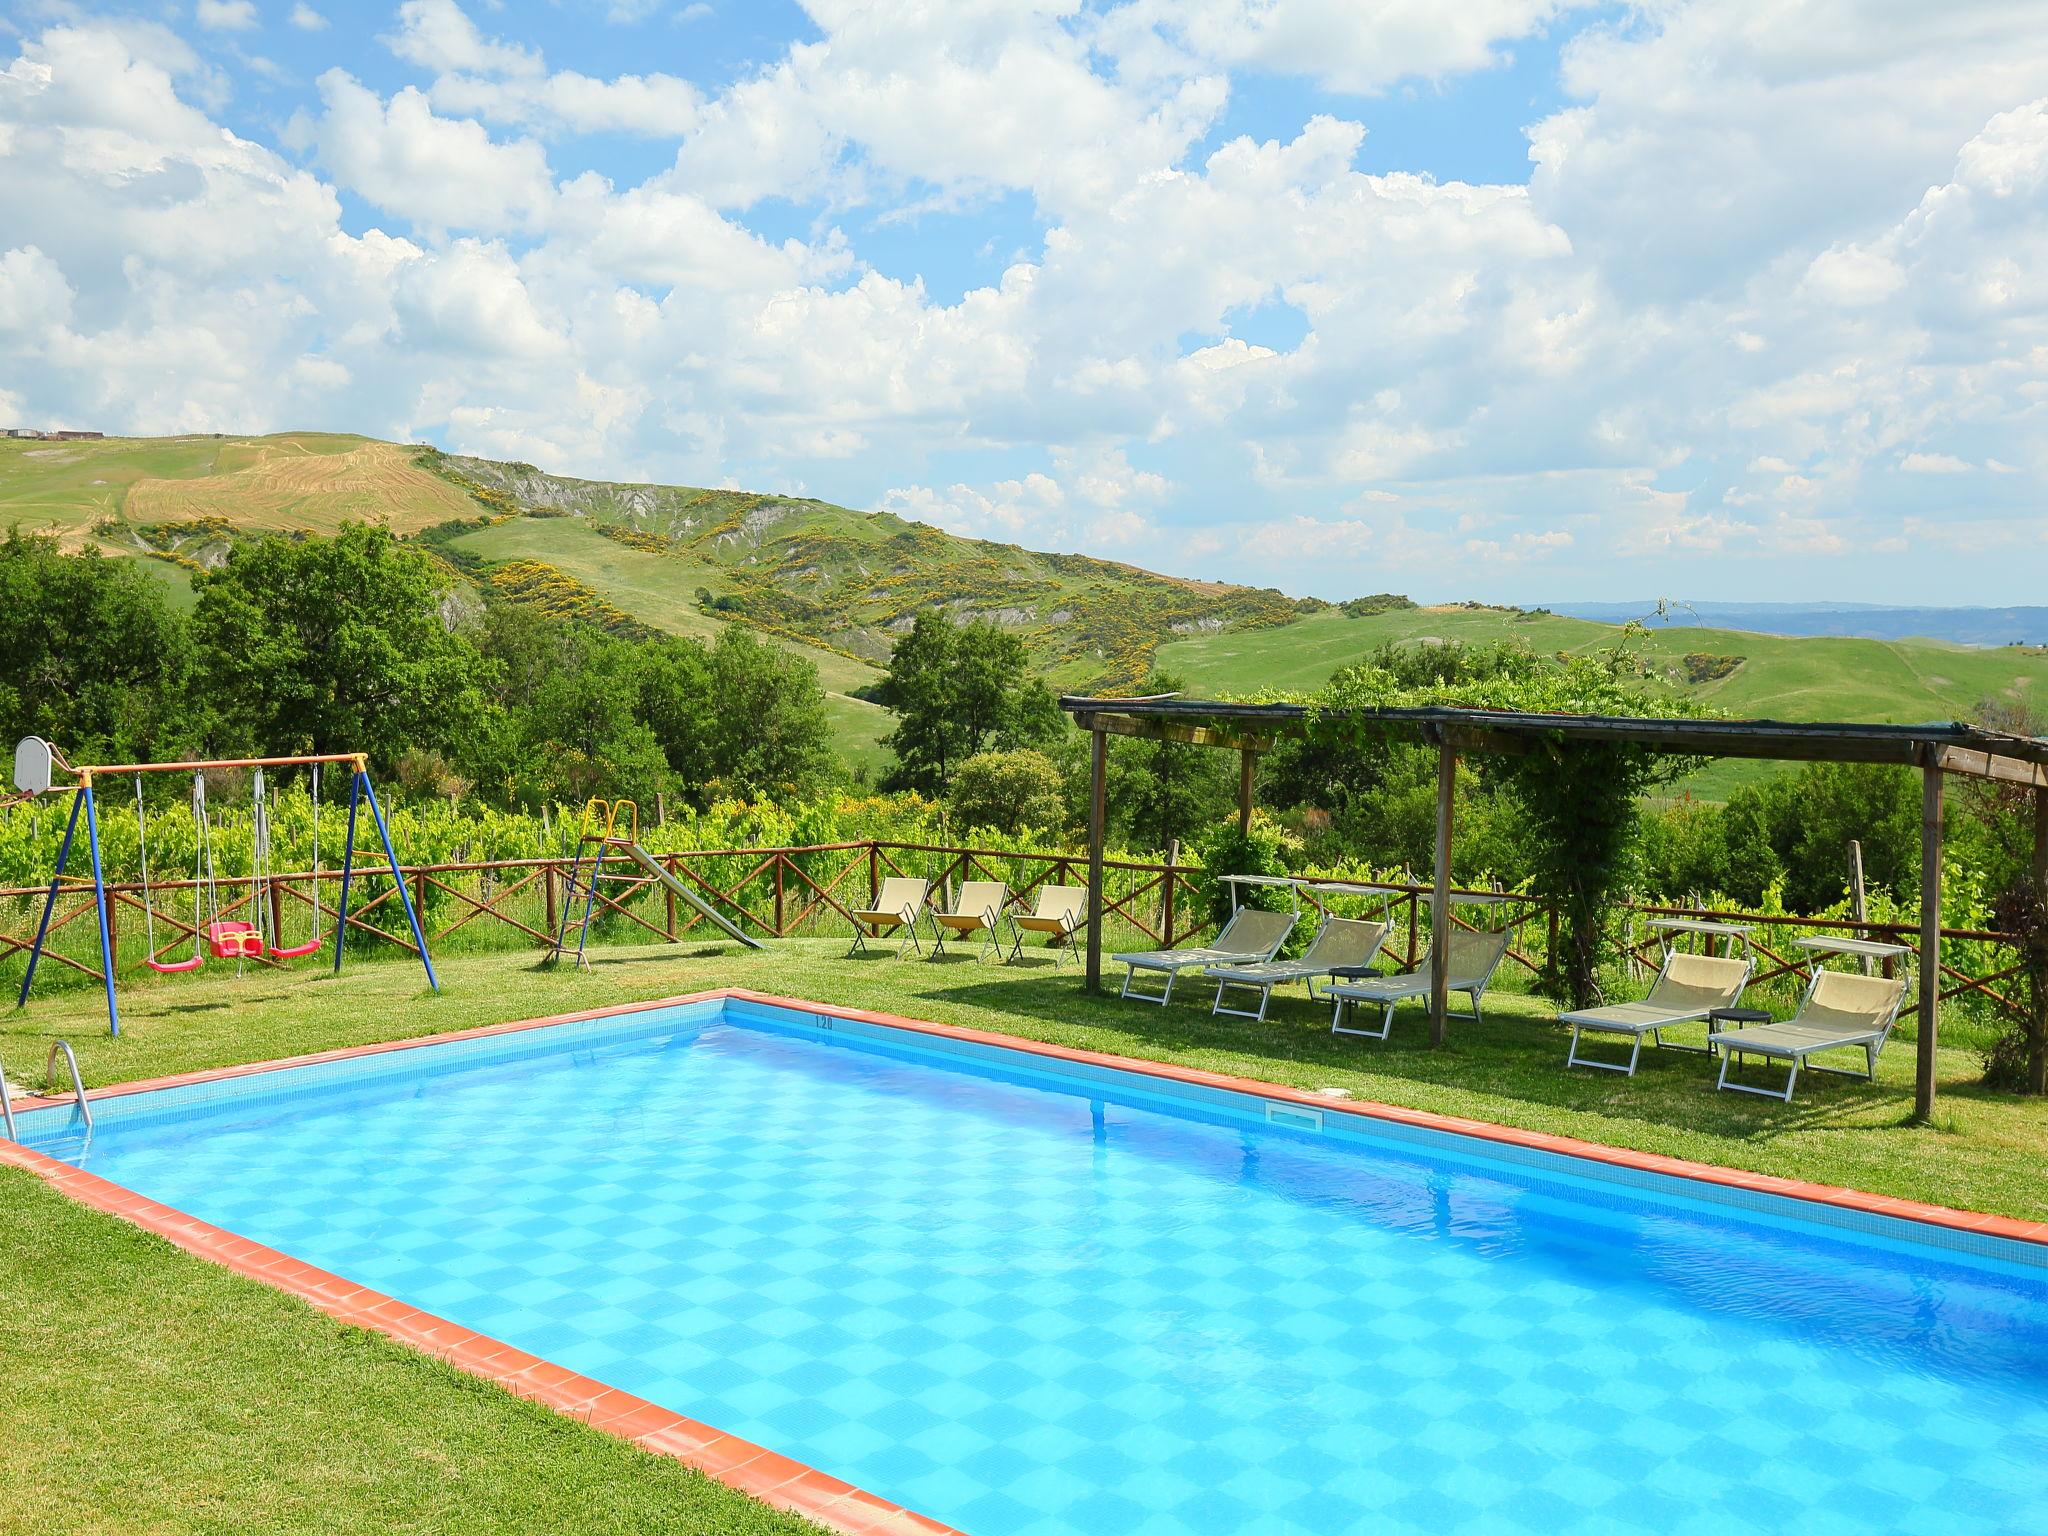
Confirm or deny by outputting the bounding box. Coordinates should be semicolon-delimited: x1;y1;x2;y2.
615;842;767;950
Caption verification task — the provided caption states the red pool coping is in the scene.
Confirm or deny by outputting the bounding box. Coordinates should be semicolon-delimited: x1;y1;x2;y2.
5;985;2044;1532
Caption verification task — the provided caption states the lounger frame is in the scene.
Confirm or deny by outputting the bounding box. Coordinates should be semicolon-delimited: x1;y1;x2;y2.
846;878;931;959
1327;928;1511;1040
927;881;1010;962
1207;917;1390;1022
1114;904;1295;1006
1709;959;1911;1103
1561;950;1756;1076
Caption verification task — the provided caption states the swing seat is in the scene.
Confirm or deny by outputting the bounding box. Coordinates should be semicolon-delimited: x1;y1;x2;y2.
269;938;321;959
144;954;205;975
205;921;264;959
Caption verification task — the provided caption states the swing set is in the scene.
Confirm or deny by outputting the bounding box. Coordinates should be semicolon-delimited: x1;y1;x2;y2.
10;737;438;1037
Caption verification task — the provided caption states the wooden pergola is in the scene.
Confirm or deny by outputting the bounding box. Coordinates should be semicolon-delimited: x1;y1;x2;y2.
1061;696;2048;1120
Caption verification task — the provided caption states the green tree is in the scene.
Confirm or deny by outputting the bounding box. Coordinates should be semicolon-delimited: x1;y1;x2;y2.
701;628;837;800
0;528;193;762
192;524;490;772
949;748;1065;836
878;613;1054;795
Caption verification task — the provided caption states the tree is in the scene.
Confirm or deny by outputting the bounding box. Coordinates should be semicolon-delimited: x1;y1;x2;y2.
0;528;192;762
701;627;837;800
1102;670;1232;852
878;612;1054;795
192;524;491;772
949;749;1065;836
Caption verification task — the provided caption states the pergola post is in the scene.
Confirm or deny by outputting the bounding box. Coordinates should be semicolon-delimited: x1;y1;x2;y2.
1429;739;1455;1048
1238;749;1256;835
1915;758;1943;1121
1085;725;1107;991
2033;786;2048;1096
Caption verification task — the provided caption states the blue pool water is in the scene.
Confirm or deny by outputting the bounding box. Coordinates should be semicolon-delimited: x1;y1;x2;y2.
20;999;2048;1536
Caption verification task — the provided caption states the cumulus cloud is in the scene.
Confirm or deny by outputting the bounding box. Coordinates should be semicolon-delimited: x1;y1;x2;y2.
304;72;554;234
290;6;327;31
4;3;2048;600
195;0;259;32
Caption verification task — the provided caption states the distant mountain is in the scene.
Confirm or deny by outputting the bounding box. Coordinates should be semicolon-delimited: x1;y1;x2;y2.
1547;601;2048;648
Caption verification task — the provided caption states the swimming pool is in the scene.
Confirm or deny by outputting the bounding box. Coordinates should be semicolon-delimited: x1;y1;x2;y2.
15;995;2048;1536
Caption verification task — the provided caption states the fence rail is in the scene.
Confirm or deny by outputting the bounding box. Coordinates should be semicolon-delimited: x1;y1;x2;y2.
0;840;2029;1027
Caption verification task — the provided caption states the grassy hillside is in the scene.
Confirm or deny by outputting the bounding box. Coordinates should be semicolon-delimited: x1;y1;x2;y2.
1160;605;2048;796
434;453;1302;685
9;432;2042;800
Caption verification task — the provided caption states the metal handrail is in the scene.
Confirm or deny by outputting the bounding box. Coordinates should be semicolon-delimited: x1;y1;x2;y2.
0;1065;14;1141
43;1040;92;1133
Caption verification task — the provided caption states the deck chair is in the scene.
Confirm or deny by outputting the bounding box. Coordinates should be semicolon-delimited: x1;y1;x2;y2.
1112;906;1297;1005
1206;917;1391;1022
1560;950;1754;1076
847;876;931;958
1327;925;1511;1040
996;885;1087;966
928;880;1010;961
1708;968;1909;1102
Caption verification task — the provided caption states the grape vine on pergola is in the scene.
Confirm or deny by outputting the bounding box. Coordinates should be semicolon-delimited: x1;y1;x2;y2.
1059;694;2048;1122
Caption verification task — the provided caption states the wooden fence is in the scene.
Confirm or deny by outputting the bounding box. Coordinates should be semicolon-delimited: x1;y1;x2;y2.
0;839;2030;1028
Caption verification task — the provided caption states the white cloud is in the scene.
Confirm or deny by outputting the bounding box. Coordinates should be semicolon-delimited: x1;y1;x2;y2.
387;0;541;79
1114;0;1577;96
290;5;327;31
195;0;260;32
306;72;554;234
5;4;2048;599
1900;451;1974;473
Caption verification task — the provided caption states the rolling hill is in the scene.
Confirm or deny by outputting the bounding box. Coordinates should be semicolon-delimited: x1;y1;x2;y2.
6;431;2044;796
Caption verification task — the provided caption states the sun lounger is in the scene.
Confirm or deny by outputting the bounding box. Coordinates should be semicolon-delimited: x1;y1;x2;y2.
1708;962;1909;1102
996;885;1087;965
1206;916;1390;1022
1327;925;1511;1040
1112;906;1297;1005
1560;950;1754;1075
846;876;932;958
928;880;1010;961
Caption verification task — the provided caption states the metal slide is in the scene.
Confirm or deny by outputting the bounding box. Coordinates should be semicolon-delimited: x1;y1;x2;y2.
614;841;767;949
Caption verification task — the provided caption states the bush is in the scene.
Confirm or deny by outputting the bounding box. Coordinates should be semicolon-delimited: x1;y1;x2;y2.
948;749;1065;838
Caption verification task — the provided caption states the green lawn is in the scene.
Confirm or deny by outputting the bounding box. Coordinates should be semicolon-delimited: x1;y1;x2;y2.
5;940;2044;1534
0;1171;816;1536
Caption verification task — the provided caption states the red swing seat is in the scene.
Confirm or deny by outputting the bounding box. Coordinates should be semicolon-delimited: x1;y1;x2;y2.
144;953;205;975
205;921;265;959
270;937;322;959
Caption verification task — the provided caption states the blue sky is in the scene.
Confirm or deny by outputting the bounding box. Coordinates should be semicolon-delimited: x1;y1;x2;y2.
2;1;2044;604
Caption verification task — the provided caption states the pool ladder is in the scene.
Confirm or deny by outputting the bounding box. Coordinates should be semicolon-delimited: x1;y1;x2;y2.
0;1041;92;1140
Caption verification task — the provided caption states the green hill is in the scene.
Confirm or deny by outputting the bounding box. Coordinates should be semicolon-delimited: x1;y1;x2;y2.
8;432;2043;798
1158;605;2048;796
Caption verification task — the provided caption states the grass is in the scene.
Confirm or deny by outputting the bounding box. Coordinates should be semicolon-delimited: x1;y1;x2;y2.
8;941;2044;1222
1159;605;2048;797
0;1170;816;1536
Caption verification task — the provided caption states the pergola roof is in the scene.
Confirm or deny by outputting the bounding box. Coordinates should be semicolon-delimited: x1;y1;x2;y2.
1060;696;2048;786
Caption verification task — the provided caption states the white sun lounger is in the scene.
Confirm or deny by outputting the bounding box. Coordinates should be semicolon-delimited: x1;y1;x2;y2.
1326;925;1511;1040
1561;950;1755;1075
846;876;931;958
1113;905;1297;1005
927;880;1010;961
1206;916;1391;1022
1708;942;1911;1102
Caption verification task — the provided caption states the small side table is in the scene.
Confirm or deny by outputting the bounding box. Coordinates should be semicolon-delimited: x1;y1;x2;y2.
1707;1007;1772;1062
